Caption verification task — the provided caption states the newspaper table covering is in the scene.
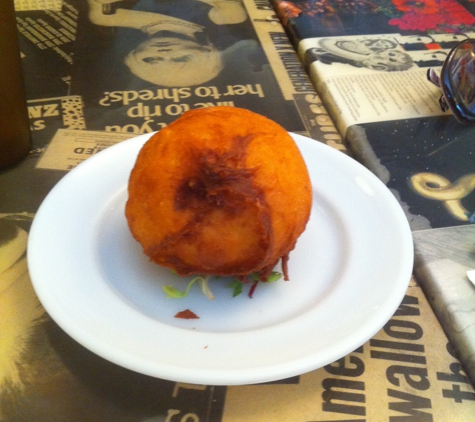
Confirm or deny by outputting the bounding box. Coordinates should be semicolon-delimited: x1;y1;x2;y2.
1;0;474;420
272;0;475;389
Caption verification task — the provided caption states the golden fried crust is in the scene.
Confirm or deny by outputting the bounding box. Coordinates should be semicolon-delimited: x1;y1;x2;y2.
125;107;312;279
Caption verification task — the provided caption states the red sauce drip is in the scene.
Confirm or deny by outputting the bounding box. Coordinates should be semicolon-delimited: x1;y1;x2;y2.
174;309;199;319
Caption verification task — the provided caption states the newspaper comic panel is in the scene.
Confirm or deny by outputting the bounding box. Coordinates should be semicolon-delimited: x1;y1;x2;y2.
297;33;472;135
16;0;78;99
69;0;311;135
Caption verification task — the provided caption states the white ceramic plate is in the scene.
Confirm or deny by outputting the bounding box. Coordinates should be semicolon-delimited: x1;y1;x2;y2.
28;133;414;385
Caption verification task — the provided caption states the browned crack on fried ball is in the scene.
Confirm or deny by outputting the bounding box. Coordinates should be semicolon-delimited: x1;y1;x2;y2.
125;107;312;281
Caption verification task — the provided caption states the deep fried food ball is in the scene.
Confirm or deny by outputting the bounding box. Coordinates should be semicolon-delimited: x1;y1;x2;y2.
125;107;312;280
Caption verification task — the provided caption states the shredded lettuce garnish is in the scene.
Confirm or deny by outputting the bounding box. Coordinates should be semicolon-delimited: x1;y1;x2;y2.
162;279;196;299
163;271;283;299
163;275;214;300
197;276;215;300
228;271;283;298
226;280;244;297
267;271;283;283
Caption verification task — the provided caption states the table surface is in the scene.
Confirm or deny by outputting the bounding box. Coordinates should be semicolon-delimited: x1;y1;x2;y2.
1;0;475;421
